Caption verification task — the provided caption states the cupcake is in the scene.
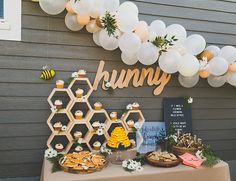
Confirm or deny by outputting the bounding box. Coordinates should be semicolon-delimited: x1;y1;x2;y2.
92;121;100;129
132;102;140;110
75;145;83;152
110;112;117;121
78;70;86;78
75;110;83;120
56;80;64;89
76;88;84;98
94;102;102;110
74;131;83;139
55;143;64;152
127;119;135;128
93;141;101;150
54;100;63;109
53;122;62;132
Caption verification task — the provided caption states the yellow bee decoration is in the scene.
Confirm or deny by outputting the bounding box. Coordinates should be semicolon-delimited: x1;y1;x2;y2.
40;66;56;80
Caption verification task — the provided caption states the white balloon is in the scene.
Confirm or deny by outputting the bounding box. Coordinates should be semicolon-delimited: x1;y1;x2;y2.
117;11;139;32
134;21;149;42
101;0;120;13
179;54;200;77
118;1;138;15
39;0;67;15
71;0;91;16
119;32;141;56
219;46;236;63
178;74;199;88
159;50;181;74
137;42;159;65
93;31;101;46
148;28;157;42
208;57;228;76
166;24;187;45
205;45;220;57
172;45;187;56
65;13;83;31
184;34;206;55
121;52;138;65
89;0;104;18
207;75;226;87
99;29;120;50
86;20;100;33
226;72;236;86
150;20;166;37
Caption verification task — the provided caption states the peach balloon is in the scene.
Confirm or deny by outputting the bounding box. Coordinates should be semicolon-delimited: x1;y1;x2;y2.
65;2;75;14
228;63;236;73
199;70;210;78
199;50;214;61
134;21;149;42
77;14;90;26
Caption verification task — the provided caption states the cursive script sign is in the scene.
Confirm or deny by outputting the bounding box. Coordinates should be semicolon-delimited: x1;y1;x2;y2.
93;61;171;95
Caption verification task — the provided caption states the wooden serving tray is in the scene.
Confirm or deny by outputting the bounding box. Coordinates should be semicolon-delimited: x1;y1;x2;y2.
144;152;181;168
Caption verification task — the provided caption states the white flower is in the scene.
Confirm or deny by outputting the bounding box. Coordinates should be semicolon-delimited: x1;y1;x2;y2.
50;106;57;113
96;128;104;136
107;149;112;155
188;97;193;104
134;122;142;130
77;138;83;144
81;96;86;102
167;135;178;143
196;150;206;161
44;148;57;159
82;165;89;170
136;166;143;172
61;125;67;131
71;72;78;78
99;123;106;129
126;104;133;110
127;164;134;170
105;82;111;88
122;160;128;168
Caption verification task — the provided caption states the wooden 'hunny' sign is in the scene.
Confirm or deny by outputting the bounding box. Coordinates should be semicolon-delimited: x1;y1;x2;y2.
93;60;171;95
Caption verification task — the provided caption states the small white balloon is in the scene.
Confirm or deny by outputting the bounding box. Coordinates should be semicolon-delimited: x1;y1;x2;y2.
159;50;181;74
119;32;141;56
39;0;67;15
178;74;199;88
207;75;226;87
219;46;236;63
93;31;101;46
99;29;120;50
137;42;159;65
86;20;100;33
179;54;200;77
205;45;220;57
118;1;139;15
208;57;228;76
166;24;187;45
184;34;206;55
121;52;138;65
150;20;166;37
117;11;139;32
65;13;84;31
226;72;236;86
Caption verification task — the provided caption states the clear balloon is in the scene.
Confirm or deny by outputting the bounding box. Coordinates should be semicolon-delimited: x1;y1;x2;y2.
119;32;141;56
208;57;228;76
93;31;101;46
137;42;159;65
207;75;226;87
166;24;187;45
39;0;67;15
178;74;199;88
65;13;84;31
205;45;220;57
86;20;100;33
184;34;206;55
179;54;200;77
118;1;139;15
117;11;139;32
226;72;236;86
99;29;120;50
150;20;166;37
134;21;149;42
159;50;181;74
121;52;138;65
219;46;236;63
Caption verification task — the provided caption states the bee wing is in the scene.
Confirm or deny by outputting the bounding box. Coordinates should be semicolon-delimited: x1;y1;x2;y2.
42;65;48;70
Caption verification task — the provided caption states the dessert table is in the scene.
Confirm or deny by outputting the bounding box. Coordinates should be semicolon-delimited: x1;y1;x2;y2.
40;159;231;181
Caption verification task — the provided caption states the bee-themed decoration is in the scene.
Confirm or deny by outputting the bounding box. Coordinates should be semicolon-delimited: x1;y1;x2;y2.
40;66;56;80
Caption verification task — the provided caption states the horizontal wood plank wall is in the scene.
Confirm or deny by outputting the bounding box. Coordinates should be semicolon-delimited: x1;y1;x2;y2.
0;0;236;178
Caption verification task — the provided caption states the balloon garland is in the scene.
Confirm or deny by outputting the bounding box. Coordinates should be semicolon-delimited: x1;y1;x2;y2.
39;0;236;88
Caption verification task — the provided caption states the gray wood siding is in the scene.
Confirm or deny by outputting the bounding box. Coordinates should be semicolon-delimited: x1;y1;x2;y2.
0;0;236;178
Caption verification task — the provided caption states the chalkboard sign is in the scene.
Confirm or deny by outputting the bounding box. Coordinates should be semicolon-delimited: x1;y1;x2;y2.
163;98;192;133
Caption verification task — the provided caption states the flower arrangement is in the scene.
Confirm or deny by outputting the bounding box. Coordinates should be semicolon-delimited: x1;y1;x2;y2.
100;146;112;158
44;148;63;173
104;81;114;94
122;159;143;172
50;106;58;113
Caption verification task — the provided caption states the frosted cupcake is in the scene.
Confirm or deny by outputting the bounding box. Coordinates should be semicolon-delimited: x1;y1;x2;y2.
92;121;100;129
53;122;62;132
127;119;135;128
76;88;84;98
93;141;101;150
75;110;83;120
132;102;140;110
55;143;64;152
94;102;102;110
75;145;83;152
74;131;82;139
54;100;63;109
110;112;117;121
56;80;64;89
78;70;86;78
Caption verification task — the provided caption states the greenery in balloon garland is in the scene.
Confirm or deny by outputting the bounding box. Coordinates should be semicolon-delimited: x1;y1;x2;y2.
47;154;64;173
201;145;220;167
101;11;118;38
152;35;178;55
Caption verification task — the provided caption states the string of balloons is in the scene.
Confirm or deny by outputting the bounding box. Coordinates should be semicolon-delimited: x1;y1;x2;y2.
39;0;236;88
